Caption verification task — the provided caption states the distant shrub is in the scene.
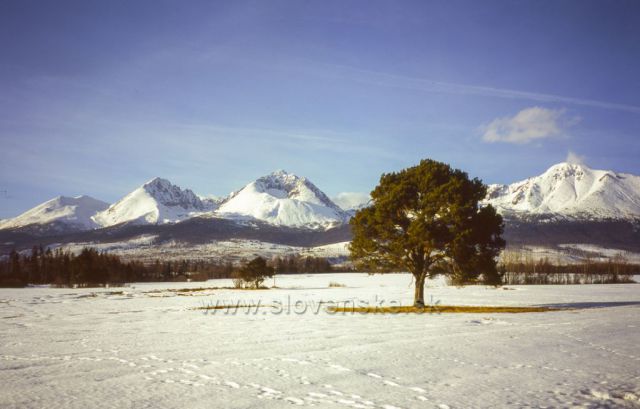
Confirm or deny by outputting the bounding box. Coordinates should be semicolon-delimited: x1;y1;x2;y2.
231;275;244;289
328;281;346;288
235;257;274;289
482;265;506;287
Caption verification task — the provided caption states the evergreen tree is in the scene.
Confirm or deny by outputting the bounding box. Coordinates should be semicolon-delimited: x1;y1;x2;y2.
9;250;23;283
237;256;275;288
350;159;505;306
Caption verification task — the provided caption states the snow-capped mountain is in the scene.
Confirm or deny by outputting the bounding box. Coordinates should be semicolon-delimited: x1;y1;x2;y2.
216;170;349;229
93;178;215;227
484;162;640;220
0;195;109;231
331;192;371;212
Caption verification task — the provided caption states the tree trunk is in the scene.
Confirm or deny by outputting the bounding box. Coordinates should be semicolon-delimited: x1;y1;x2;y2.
414;272;426;308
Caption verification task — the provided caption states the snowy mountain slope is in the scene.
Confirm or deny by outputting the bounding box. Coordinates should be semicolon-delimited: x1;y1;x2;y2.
199;194;225;210
216;170;349;229
93;178;215;227
0;195;109;231
484;162;640;220
0;216;353;256
50;238;352;264
331;192;371;212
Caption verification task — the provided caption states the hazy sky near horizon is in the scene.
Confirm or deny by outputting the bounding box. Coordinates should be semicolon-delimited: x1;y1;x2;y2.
1;0;640;217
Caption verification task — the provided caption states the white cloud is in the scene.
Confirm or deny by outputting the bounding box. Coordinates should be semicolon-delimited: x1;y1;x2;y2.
332;192;370;210
482;107;577;144
565;150;586;165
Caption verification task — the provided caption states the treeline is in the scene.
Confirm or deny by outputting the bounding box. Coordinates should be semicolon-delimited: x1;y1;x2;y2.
0;246;338;287
272;255;332;273
1;247;148;287
498;254;639;285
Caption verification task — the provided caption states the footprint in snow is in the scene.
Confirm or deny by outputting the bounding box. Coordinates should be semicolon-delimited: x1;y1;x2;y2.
261;386;281;395
179;379;204;387
590;390;610;400
330;364;351;372
469;319;492;325
337;398;357;405
285;397;304;405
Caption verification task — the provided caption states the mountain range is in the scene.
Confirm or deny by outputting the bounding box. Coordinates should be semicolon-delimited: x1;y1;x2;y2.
1;171;349;232
92;177;218;227
0;195;109;232
1;163;640;261
485;162;640;221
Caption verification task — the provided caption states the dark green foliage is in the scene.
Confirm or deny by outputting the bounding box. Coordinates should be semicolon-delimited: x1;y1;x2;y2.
0;247;262;287
235;256;275;288
349;159;506;306
272;255;332;273
482;264;506;287
0;247;134;287
0;247;338;287
2;250;26;287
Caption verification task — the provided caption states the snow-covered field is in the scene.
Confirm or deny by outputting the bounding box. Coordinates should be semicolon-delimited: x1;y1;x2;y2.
1;273;639;408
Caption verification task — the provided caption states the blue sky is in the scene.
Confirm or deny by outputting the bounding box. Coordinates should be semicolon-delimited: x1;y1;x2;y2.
1;0;640;217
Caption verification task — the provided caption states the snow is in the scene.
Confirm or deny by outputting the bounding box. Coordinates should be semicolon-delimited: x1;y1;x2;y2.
303;241;351;257
1;273;639;408
53;235;160;256
332;192;371;211
217;170;348;229
502;245;640;264
93;178;215;227
0;195;109;230
6;163;640;235
557;244;640;263
47;236;640;266
485;162;640;220
52;238;350;263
